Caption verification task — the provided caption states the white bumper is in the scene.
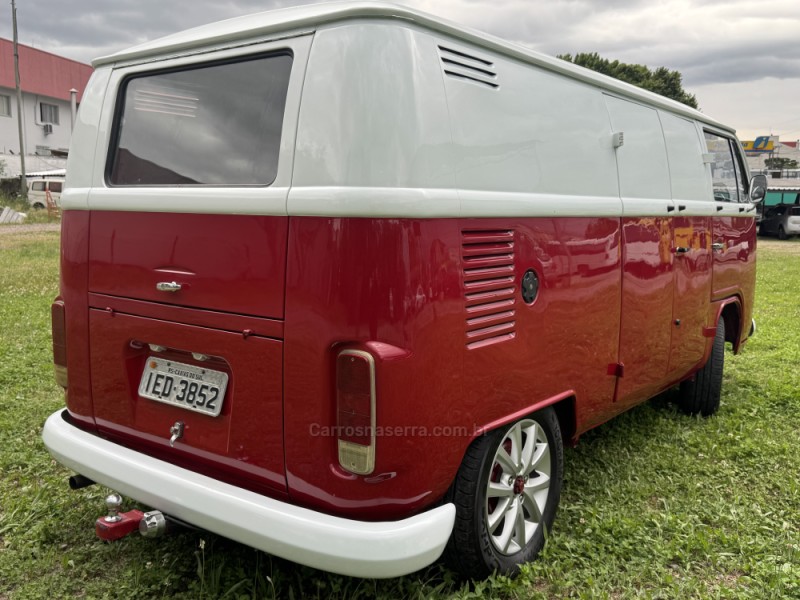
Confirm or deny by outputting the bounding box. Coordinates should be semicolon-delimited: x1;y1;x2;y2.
42;410;455;578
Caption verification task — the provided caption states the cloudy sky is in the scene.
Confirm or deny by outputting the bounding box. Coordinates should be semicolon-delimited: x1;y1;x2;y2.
2;0;799;141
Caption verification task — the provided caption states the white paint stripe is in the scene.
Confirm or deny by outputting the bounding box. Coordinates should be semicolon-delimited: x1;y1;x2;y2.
63;185;756;219
288;186;460;218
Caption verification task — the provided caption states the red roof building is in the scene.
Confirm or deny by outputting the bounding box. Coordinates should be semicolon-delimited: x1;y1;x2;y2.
0;38;92;101
0;38;93;165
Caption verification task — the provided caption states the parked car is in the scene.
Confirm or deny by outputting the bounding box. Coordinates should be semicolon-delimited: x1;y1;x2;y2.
42;1;765;580
27;177;64;209
756;186;800;239
760;203;800;239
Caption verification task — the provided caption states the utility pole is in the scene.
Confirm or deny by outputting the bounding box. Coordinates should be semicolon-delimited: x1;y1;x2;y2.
12;0;27;199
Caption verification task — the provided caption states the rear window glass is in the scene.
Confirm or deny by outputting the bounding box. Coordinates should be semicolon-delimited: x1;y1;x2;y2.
109;53;292;186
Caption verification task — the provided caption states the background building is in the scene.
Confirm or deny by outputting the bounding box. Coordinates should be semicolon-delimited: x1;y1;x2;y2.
743;135;800;185
0;38;92;176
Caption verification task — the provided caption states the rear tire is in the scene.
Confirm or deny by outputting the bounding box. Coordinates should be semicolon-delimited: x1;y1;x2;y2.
442;407;563;579
778;226;788;240
32;202;45;210
678;318;725;416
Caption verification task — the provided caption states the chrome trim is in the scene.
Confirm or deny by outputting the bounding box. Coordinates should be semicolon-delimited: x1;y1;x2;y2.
139;510;168;538
104;493;123;523
169;421;184;448
156;281;182;292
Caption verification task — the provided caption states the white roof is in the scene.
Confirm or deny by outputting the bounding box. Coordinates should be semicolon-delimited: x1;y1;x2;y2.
94;1;731;134
27;169;66;178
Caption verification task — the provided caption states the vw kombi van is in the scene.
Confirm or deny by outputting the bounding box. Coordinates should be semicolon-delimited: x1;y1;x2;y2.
43;1;765;579
27;177;64;209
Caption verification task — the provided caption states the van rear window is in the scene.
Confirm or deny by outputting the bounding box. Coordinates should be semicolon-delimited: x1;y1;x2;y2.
109;53;292;186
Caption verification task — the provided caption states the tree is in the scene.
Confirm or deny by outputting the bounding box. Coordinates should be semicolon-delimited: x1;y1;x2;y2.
764;157;798;170
558;52;698;109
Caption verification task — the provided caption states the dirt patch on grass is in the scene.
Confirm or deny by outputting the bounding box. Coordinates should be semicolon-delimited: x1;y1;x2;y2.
0;223;60;235
758;237;800;255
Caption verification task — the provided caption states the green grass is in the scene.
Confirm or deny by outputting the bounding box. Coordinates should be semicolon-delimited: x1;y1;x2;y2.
0;194;61;224
0;232;798;599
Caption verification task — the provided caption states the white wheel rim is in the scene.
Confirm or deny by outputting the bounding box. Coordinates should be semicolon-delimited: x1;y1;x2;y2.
485;418;551;555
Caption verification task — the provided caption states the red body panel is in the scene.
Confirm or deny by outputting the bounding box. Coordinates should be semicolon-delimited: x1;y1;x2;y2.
711;216;757;346
88;212;288;319
616;217;674;407
60;208;756;520
669;216;713;376
89;310;286;493
79;212;289;495
61;211;94;427
283;217;621;519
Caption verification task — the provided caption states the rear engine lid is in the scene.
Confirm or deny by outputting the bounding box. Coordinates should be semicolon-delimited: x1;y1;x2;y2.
88;212;288;319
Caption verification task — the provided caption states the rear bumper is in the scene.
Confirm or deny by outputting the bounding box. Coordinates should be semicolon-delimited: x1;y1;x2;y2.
42;410;455;578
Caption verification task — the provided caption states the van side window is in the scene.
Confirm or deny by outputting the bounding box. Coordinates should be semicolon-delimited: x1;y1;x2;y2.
49;181;63;193
730;141;748;202
109;53;293;186
704;132;739;202
31;181;45;191
659;112;707;202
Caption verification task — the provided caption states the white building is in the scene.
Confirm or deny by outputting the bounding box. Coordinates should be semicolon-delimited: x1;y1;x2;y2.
0;38;92;176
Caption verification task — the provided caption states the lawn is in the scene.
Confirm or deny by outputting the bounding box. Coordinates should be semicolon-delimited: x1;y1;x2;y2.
0;231;798;599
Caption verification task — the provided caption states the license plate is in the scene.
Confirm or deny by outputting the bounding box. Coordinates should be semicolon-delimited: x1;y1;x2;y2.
138;357;228;417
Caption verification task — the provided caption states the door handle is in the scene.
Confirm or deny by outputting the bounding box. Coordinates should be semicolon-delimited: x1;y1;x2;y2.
156;281;182;292
667;205;675;212
678;204;687;211
711;242;725;252
675;247;691;254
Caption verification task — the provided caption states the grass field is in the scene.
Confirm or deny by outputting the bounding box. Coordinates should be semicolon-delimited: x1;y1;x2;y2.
0;231;798;599
0;196;61;225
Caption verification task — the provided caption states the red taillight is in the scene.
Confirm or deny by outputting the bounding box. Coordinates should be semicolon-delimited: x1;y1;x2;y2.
336;350;375;475
51;299;68;388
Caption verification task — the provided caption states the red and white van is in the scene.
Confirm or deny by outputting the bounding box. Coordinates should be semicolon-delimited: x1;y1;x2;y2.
43;1;766;579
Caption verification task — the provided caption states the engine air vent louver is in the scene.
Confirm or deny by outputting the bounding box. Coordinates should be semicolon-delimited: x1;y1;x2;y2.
462;229;516;349
439;45;498;89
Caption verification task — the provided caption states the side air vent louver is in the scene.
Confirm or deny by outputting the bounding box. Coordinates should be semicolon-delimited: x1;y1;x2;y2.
439;45;498;89
462;230;516;350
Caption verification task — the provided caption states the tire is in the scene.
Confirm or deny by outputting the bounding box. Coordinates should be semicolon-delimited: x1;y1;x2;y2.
32;202;45;210
778;226;788;240
678;318;725;416
442;407;563;579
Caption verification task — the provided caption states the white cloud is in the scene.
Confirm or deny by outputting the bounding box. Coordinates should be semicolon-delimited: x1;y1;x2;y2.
2;0;799;139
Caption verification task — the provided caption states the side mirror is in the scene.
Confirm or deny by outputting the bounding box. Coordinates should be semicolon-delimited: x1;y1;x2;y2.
749;174;767;204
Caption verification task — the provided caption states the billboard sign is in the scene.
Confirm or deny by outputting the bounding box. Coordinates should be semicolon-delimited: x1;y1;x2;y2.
742;136;775;154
